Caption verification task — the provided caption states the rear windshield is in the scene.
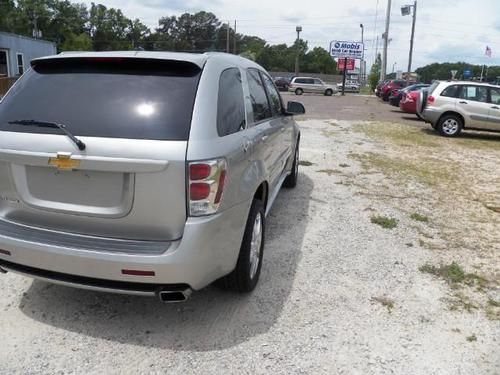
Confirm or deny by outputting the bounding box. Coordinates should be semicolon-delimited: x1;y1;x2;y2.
0;58;201;141
427;81;440;95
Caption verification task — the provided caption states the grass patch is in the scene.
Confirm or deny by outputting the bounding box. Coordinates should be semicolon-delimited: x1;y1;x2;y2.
359;87;373;95
354;122;440;148
299;160;314;166
419;262;488;288
371;215;398;229
488;298;500;307
410;212;429;222
351;152;459;187
466;334;477;342
317;169;340;176
371;296;395;312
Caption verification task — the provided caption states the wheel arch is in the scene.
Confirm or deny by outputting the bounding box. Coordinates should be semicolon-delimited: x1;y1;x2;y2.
253;181;269;212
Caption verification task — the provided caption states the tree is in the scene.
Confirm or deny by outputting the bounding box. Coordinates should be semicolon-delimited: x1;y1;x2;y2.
369;53;382;90
59;32;92;51
303;47;336;74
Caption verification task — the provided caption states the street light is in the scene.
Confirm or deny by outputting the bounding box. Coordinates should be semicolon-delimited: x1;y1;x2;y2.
402;1;417;80
295;26;302;75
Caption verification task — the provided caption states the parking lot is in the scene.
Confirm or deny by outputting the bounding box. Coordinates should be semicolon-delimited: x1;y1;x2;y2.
1;94;499;374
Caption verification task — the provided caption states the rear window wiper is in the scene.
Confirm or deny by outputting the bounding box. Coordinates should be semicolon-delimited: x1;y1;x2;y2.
8;119;86;151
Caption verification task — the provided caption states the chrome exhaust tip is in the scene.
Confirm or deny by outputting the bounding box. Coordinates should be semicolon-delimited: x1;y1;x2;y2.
158;288;192;303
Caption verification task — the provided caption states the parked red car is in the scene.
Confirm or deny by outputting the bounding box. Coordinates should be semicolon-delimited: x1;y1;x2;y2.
380;80;410;101
399;90;419;114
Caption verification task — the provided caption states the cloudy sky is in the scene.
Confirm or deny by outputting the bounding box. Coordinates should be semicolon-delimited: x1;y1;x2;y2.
82;0;500;71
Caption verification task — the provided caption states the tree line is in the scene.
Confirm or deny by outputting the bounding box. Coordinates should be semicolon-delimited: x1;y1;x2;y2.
0;0;337;74
368;54;500;89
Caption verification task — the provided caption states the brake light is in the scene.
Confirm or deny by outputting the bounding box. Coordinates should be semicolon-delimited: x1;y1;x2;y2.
188;159;227;216
427;95;435;105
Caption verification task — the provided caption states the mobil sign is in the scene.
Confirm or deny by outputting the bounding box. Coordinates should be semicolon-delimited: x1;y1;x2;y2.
337;58;355;71
330;40;364;59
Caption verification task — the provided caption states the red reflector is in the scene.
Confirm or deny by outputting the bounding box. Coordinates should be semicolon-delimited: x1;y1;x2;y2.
0;249;11;256
214;170;226;204
121;269;155;276
190;182;211;200
427;95;435;104
189;163;211;180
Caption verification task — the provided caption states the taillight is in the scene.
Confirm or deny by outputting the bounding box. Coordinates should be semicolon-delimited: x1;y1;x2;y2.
427;95;435;105
188;159;227;216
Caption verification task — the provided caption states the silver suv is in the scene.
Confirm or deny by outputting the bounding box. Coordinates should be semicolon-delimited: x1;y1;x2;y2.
417;80;500;137
0;51;304;302
289;76;337;96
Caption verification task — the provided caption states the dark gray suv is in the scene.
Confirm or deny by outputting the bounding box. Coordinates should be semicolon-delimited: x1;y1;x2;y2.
0;51;304;302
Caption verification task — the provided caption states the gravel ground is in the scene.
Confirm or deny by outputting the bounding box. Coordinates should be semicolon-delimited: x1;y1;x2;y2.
1;117;499;374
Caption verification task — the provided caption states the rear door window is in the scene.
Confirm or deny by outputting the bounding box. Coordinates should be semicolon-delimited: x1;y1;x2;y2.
460;85;488;103
246;69;272;123
217;68;246;136
0;58;201;140
260;73;283;116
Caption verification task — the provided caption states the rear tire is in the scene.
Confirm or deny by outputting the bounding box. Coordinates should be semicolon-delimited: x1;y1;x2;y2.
325;89;333;96
283;140;299;188
217;199;265;293
295;88;303;95
437;114;463;137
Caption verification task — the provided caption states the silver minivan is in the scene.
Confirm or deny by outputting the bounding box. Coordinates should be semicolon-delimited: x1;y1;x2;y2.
288;77;337;96
0;51;304;302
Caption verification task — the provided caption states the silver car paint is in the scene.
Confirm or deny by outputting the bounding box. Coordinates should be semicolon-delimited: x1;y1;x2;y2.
0;51;300;292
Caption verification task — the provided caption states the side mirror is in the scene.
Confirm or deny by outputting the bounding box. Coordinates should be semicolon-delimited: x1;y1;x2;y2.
286;101;305;115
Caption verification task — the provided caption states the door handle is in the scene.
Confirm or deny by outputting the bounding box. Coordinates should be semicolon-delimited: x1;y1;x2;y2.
261;135;269;142
280;126;286;132
459;101;468;104
491;106;500;110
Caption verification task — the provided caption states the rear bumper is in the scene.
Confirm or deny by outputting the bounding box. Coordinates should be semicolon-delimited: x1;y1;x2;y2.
422;108;441;124
0;199;251;292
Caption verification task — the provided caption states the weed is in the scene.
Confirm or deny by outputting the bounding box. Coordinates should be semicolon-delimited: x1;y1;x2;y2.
299;160;314;166
466;335;477;342
419;262;488;288
410;212;429;222
406;242;414;247
339;163;350;168
371;296;395;313
488;298;500;307
371;215;398;229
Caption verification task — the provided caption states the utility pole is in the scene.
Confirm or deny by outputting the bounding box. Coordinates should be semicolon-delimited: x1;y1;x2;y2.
360;23;364;86
226;22;230;53
380;0;392;81
233;20;237;54
402;1;417;80
295;26;302;76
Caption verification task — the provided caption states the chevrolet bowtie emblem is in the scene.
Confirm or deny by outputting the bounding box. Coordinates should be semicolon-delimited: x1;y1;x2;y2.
48;152;80;171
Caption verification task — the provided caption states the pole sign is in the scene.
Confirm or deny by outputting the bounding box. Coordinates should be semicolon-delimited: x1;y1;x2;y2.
329;40;364;59
337;58;355;71
463;69;472;79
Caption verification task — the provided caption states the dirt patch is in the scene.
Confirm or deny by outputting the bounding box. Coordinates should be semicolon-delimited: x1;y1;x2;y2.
349;121;500;318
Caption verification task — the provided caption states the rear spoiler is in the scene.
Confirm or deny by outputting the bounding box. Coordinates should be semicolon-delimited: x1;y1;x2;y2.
31;52;207;69
30;56;203;76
